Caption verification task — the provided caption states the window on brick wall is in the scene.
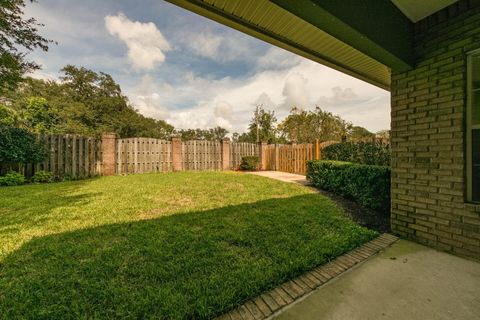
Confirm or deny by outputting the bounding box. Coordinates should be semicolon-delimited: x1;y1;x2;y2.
467;51;480;202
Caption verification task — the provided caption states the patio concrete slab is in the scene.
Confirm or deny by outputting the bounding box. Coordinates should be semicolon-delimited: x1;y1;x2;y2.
274;239;480;320
247;171;308;185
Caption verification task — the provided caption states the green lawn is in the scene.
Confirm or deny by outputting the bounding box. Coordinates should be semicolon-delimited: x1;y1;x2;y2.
0;171;377;319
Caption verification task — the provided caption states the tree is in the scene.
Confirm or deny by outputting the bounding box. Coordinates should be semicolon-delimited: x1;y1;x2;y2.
2;66;177;138
278;106;353;143
0;104;18;126
1;0;53;91
348;126;374;142
239;105;277;143
178;127;228;141
22;96;59;133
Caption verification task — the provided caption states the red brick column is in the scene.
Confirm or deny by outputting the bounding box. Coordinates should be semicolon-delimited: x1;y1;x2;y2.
258;142;267;170
101;133;117;176
221;138;230;171
171;136;182;172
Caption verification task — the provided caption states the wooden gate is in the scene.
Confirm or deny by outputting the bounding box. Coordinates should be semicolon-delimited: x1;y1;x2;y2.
277;143;314;175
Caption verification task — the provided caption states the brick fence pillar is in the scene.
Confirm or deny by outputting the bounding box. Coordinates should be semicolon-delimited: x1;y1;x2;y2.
101;132;117;176
258;142;267;170
171;136;182;171
221;138;230;171
274;144;279;171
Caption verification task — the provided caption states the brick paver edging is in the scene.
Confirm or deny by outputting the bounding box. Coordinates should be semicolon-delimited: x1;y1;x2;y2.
216;233;399;320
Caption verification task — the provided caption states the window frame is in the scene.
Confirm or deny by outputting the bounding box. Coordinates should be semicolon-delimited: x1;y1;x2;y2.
466;49;480;203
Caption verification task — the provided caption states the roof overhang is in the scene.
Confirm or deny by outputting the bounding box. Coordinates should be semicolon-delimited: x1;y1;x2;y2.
165;1;457;91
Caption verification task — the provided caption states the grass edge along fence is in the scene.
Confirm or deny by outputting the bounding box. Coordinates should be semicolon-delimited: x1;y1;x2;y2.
306;160;391;215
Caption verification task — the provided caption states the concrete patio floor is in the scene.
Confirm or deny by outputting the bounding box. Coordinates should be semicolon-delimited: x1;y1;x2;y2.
247;171;480;320
274;239;480;320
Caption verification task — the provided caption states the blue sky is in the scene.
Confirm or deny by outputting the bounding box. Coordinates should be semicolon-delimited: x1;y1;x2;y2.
24;0;390;133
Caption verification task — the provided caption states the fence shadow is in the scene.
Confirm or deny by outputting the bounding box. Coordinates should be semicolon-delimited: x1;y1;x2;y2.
0;194;375;319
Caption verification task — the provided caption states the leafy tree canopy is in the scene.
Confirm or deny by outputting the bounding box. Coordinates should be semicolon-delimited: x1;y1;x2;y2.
2;66;176;139
178;127;228;141
1;0;53;91
278;106;352;143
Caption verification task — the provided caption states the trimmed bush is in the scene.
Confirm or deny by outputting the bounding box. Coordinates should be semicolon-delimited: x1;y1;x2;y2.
31;170;54;183
239;156;259;171
307;160;390;214
322;142;390;166
0;171;25;186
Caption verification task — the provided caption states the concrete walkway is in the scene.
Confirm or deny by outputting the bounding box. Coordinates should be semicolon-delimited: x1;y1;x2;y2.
275;240;480;320
247;171;308;185
247;171;480;320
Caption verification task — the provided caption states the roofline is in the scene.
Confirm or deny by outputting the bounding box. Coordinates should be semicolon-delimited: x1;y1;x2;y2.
166;0;392;91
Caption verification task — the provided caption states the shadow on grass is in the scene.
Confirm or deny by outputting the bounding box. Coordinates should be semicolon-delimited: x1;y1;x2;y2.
0;194;376;320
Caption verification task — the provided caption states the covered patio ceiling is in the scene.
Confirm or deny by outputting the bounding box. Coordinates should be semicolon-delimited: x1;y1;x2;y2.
166;0;459;91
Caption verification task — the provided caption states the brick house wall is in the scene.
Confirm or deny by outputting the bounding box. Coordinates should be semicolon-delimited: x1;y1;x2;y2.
391;0;480;259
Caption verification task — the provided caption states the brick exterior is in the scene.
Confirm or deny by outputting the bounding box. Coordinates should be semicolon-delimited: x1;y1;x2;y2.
171;136;182;171
259;142;268;170
101;133;117;176
391;0;480;259
221;138;230;171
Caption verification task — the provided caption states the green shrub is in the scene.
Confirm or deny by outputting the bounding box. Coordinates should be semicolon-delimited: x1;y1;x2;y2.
31;170;54;183
0;127;47;169
322;142;390;166
0;171;25;186
307;160;390;214
239;156;259;171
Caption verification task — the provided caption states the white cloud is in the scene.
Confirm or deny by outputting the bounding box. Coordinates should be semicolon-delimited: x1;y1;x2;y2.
317;86;358;106
280;73;310;111
177;28;260;63
254;93;276;109
214;101;233;120
128;75;170;119
105;13;171;70
131;58;390;133
257;47;303;70
189;32;222;59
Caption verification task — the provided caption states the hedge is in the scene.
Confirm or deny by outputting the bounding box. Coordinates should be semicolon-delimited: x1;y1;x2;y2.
239;156;259;171
322;142;390;166
307;160;390;214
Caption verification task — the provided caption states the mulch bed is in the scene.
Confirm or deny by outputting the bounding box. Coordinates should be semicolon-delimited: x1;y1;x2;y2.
308;187;390;233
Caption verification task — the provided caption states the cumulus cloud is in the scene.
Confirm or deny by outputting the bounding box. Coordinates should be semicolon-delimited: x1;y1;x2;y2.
123;57;390;133
214;101;233;120
257;47;303;70
105;12;171;70
177;28;259;63
189;32;222;59
128;75;170;119
279;73;310;110
254;93;276;109
317;86;358;106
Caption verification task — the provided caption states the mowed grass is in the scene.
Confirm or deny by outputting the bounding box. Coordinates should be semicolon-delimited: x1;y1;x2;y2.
0;171;377;319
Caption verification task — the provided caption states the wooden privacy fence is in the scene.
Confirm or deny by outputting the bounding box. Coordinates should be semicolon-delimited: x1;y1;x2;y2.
116;138;172;174
182;140;223;171
11;133;339;179
230;142;258;169
29;134;102;179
